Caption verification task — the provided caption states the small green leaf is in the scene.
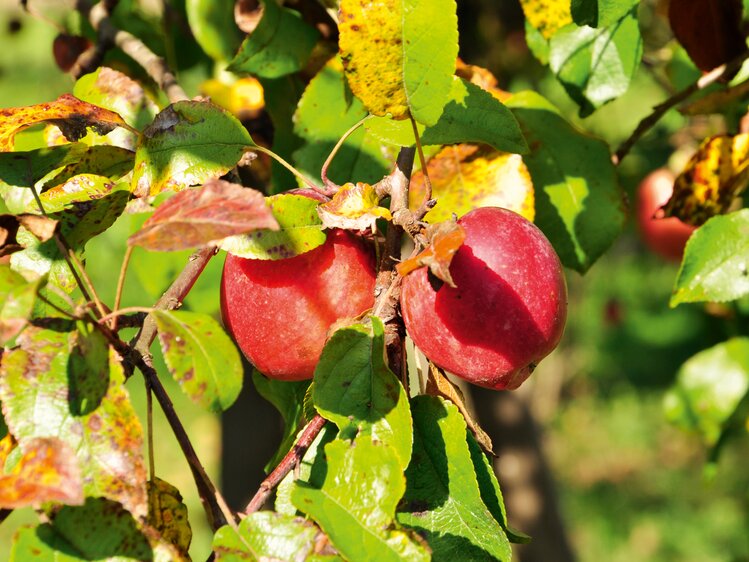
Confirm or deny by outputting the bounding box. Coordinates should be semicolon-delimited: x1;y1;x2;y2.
549;7;643;116
571;0;638;27
229;0;319;78
0;265;42;345
671;210;749;306
367;77;527;154
153;310;243;412
187;0;243;63
313;317;413;469
221;193;326;259
292;436;429;562
506;91;625;272
131;101;255;197
664;338;749;446
398;396;511;561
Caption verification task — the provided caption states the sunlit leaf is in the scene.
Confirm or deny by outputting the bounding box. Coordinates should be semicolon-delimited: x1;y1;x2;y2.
0;214;57;258
0;94;134;152
339;0;458;125
131;101;255;197
128;180;278;251
317;182;392;232
36;173;119;213
0;265;43;345
519;0;572;38
45;145;135;187
397;221;465;288
187;0;243;63
663;134;749;226
147;477;192;556
571;0;638;27
221;193;326;259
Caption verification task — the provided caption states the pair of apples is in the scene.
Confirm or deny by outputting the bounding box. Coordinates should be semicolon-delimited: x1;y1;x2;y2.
221;206;568;391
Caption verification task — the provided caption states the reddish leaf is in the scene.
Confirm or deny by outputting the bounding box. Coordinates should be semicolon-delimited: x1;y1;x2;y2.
669;0;746;73
128;179;278;251
396;221;466;287
0;214;58;257
0;437;84;509
52;34;92;73
0;94;134;152
317;182;392;232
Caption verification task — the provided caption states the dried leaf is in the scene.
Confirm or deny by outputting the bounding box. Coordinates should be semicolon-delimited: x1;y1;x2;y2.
396;220;466;287
669;0;746;73
0;214;58;257
663;134;749;225
0;94;134;152
317;182;392;232
147;477;192;555
128;179;278;251
409;144;535;223
519;0;573;39
425;363;495;456
0;437;84;509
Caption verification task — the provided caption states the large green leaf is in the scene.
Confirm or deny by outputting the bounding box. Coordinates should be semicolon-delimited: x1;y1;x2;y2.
506;91;625;272
664;338;749;446
571;0;639;27
131;101;254;197
0;264;42;346
220;193;326;259
398;396;512;562
671;211;749;306
153;310;243;412
549;7;642;116
292;437;429;562
228;0;319;78
313;317;412;469
293;62;390;188
0;328;147;517
367;77;527;154
338;0;458;125
187;0;243;63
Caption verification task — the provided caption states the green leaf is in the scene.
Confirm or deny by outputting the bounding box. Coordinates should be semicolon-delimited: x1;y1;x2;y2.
187;0;243;63
571;0;638;27
398;396;512;562
339;0;458;125
213;512;337;561
252;370;311;471
506;91;625;272
0;264;42;346
45;145;135;187
292;437;430;562
0;328;148;517
549;7;643;116
313;317;413;468
367;77;528;154
220;193;326;259
229;0;319;78
153;310;243;412
664;338;749;446
11;526;82;562
293;62;390;188
671;211;749;306
131;101;255;197
35;173;123;213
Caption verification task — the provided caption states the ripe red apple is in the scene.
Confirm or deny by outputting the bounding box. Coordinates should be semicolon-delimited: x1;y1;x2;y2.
220;229;376;380
400;207;567;390
636;168;696;261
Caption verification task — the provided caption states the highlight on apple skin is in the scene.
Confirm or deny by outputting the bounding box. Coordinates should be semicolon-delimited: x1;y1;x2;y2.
220;229;376;381
400;206;568;390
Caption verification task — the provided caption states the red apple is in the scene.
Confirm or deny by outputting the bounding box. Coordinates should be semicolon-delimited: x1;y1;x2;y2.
400;207;567;390
636;168;696;261
221;229;376;380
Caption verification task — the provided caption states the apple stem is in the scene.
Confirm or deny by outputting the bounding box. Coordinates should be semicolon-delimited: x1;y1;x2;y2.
252;145;323;193
320;115;373;195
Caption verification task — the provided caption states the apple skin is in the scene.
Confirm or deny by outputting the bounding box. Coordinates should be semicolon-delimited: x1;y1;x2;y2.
221;229;376;380
400;207;567;390
636;168;696;261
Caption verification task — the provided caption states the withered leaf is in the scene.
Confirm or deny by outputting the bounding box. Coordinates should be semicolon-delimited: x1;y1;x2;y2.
128;179;278;251
396;220;466;287
147;477;192;556
0;214;58;257
0;436;84;509
317;182;392;232
0;94;134;151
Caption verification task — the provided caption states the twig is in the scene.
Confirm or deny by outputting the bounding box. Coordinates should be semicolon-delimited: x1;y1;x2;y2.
614;50;749;165
244;414;327;514
145;376;155;480
98;306;153;326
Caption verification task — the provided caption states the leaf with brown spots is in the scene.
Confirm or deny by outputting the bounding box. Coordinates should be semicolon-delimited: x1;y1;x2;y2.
317;182;392;232
409;144;535;224
0;94;135;152
397;220;466;287
663;134;749;226
153;310;243;412
128;179;278;251
0;214;57;257
148;477;192;556
519;0;573;39
0;437;84;509
0;328;148;518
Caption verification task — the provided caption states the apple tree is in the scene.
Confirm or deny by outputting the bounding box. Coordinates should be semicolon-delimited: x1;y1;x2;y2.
0;0;747;560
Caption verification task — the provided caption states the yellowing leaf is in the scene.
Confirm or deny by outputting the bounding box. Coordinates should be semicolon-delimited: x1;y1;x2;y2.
519;0;573;39
663;134;749;226
409;144;535;223
0;437;83;509
147;477;192;555
397;220;466;287
317;182;392;231
201;77;265;117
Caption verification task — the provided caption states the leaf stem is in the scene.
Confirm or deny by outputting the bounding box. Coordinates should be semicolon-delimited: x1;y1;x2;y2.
113;245;134;330
252;145;322;193
145;376;156;480
98;306;153;326
409;116;433;220
320;115;373;195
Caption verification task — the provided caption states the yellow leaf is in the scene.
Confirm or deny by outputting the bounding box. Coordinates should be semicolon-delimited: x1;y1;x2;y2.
147;477;192;555
409;144;535;223
318;182;392;231
519;0;573;39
